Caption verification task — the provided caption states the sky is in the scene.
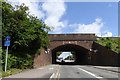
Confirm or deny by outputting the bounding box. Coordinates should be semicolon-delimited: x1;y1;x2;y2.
7;0;119;59
58;52;72;60
7;0;119;37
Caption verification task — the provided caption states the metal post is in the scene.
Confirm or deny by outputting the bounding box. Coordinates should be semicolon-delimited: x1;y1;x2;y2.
5;46;8;72
69;54;70;60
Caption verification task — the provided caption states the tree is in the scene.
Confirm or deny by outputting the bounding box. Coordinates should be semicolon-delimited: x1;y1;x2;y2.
2;1;51;69
56;52;62;58
2;2;50;54
105;42;112;49
96;37;120;53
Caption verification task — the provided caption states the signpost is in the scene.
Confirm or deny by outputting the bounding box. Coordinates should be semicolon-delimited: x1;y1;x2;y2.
4;36;10;72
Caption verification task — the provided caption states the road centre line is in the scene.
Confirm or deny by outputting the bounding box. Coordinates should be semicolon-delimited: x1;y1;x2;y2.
55;65;61;79
78;67;103;79
49;65;61;80
50;73;55;79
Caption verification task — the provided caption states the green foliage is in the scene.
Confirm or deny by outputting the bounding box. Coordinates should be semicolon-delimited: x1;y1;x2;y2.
2;68;22;77
0;47;2;56
2;2;50;54
2;50;33;70
2;1;51;71
105;42;112;49
56;52;62;58
0;47;2;77
96;37;120;53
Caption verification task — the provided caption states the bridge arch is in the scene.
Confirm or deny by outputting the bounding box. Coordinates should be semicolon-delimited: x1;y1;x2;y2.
33;34;119;67
51;44;90;65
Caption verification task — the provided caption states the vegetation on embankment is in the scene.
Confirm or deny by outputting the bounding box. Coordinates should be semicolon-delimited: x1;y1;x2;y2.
1;1;51;77
1;68;22;77
96;37;120;53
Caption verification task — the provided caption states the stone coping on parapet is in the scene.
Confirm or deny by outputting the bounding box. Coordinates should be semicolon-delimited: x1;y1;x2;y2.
48;34;96;41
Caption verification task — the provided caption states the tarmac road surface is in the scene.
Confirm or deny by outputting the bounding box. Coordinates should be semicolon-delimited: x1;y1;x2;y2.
2;65;119;80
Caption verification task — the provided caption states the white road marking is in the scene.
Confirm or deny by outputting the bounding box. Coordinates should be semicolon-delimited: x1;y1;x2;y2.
50;65;58;66
94;66;117;68
58;73;60;79
49;67;54;70
50;73;55;79
78;67;103;79
49;65;61;80
38;68;44;69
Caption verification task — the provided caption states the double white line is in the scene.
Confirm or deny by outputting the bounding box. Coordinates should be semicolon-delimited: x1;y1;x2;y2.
50;66;103;79
49;65;61;80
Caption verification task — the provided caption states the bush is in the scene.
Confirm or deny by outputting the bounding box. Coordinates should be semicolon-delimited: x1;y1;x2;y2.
0;47;2;77
105;42;112;49
2;51;33;70
96;37;120;53
2;1;50;72
15;54;33;69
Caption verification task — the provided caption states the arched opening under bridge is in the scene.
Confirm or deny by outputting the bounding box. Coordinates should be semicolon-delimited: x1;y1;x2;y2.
52;44;90;65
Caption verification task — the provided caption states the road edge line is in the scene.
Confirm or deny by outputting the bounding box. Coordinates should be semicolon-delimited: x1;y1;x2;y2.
93;66;120;73
78;67;103;79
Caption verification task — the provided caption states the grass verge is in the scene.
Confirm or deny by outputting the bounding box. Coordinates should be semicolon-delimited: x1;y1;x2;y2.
1;68;23;78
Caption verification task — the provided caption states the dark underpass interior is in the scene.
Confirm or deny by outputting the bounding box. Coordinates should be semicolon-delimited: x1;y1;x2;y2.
52;44;90;65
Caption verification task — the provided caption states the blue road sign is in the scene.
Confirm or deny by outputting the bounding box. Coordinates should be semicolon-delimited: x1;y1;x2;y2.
6;36;10;41
4;41;10;46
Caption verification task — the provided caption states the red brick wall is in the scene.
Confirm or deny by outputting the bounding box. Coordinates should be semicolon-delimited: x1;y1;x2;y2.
33;48;52;68
92;42;119;66
49;41;93;51
33;34;119;67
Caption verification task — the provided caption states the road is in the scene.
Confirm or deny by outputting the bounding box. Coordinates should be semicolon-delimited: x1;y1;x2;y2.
2;65;119;80
59;65;118;79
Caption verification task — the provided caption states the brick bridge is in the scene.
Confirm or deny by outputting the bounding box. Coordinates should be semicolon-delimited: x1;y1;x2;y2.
34;34;119;68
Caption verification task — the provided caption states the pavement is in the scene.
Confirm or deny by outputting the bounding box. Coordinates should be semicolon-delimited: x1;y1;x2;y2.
93;66;120;73
2;65;60;80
